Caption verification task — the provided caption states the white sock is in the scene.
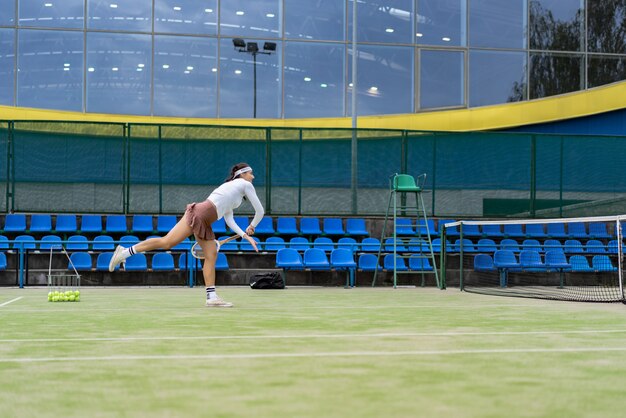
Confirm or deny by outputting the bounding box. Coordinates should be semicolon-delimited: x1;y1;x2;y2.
120;245;138;260
206;287;218;300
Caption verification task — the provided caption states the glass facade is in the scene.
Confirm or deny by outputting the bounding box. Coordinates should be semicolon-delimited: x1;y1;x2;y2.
1;0;626;117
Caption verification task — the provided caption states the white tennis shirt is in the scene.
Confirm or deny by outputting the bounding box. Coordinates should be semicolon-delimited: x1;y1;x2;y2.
207;178;265;237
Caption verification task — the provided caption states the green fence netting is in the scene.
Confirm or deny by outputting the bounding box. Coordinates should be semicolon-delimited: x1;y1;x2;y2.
3;120;626;217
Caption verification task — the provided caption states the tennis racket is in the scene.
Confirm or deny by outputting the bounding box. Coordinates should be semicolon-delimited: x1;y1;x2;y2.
191;235;240;259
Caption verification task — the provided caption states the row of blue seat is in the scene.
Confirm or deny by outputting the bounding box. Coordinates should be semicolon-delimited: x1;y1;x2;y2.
475;250;618;273
0;235;377;252
452;238;623;254
6;233;622;258
440;220;614;239
65;252;229;272
1;214;370;237
275;248;433;272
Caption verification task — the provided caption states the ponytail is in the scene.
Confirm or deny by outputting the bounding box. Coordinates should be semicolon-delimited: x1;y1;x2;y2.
225;162;251;182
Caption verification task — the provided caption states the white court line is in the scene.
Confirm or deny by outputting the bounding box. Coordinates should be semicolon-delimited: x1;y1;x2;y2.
0;297;22;307
0;303;565;313
4;346;626;363
4;328;626;343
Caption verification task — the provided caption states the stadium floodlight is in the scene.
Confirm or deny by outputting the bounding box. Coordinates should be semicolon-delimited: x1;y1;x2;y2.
232;38;276;118
232;38;246;49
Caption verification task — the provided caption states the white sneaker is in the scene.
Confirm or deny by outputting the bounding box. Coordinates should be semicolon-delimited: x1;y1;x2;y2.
205;298;234;308
109;245;125;272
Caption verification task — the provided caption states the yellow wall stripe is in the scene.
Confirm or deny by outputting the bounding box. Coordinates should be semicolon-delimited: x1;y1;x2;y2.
2;81;626;131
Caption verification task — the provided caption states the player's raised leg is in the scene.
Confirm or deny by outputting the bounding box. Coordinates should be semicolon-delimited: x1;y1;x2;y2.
109;215;193;272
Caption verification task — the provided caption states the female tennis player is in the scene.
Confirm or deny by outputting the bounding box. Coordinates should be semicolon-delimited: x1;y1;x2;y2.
108;163;264;307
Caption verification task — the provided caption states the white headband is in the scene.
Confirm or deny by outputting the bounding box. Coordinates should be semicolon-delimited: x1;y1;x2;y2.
234;166;252;177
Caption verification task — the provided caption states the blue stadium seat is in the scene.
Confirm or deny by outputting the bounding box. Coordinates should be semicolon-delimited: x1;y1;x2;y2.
346;218;368;236
407;238;430;253
473;254;496;272
461;224;481;237
157;215;177;233
29;214;52;233
178;253;200;270
360;237;381;252
303;248;330;270
568;222;588;239
313;237;334;252
592;255;617;272
81;215;102;233
119;235;140;248
454;238;476;252
569;255;593;272
503;224;524;238
131;215;154;233
543;239;562;253
481;224;503;238
276;217;298;235
525;223;546;238
254;217;275;235
430;238;451;253
585;239;606;254
564;239;584;254
55;214;78;234
546;222;568;238
323;218;345;236
395;219;414;235
0;252;6;270
383;254;408;271
275;248;304;270
124;253;147;271
68;252;92;271
215;253;229;270
232;216;248;233
215;236;238;251
476;239;497;253
211;218;228;235
96;252;116;271
13;235;36;250
493;250;520;270
240;236;261;251
607;240;622;254
408;257;433;271
4;214;26;232
415;219;436;237
384;238;407;252
544;250;571;272
337;237;357;253
92;235;115;251
358;253;382;271
40;235;62;251
330;248;357;270
588;222;611;239
171;237;192;251
151;253;175;271
438;219;458;236
0;236;8;250
264;236;286;251
289;237;310;251
519;250;547;272
300;218;322;235
105;215;127;233
522;239;542;253
500;238;520;253
66;235;89;250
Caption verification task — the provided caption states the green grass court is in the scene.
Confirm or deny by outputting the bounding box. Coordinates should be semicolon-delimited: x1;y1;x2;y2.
2;287;626;418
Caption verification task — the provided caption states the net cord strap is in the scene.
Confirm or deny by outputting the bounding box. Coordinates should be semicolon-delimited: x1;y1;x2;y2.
444;214;626;228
